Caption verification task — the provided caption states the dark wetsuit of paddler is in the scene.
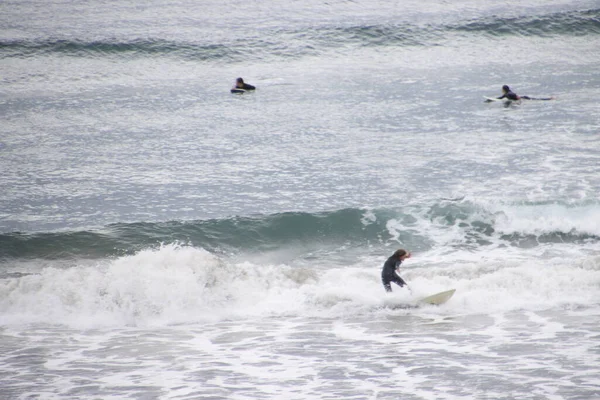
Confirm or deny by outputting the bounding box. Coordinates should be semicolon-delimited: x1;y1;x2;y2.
498;85;522;101
497;85;554;101
233;77;255;91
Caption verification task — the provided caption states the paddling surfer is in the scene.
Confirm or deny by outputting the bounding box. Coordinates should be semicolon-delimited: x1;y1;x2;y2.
231;77;256;93
381;249;411;292
496;85;554;101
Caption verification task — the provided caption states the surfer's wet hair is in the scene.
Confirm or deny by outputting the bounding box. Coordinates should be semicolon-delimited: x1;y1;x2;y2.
393;249;408;258
502;85;510;91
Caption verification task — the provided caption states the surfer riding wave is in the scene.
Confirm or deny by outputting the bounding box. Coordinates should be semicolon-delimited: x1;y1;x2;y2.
381;249;411;293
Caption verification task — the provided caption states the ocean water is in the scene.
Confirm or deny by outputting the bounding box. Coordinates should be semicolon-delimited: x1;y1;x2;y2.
1;0;600;399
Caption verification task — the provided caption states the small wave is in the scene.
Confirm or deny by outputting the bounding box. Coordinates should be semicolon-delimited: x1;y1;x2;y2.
451;9;600;38
2;9;597;62
2;201;599;260
0;209;390;260
0;38;234;61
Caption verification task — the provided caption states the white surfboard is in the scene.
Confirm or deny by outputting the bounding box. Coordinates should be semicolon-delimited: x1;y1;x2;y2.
484;96;520;108
483;96;502;102
418;289;456;305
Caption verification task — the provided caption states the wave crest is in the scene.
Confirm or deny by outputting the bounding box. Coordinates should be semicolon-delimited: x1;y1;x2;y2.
2;200;599;260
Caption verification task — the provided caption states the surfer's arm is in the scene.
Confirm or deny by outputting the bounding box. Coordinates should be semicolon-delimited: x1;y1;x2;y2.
395;274;407;287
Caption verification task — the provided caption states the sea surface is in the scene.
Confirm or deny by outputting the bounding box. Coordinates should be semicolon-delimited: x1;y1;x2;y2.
1;0;600;399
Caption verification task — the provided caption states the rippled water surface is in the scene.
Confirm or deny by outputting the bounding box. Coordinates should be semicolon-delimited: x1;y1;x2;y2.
1;0;600;399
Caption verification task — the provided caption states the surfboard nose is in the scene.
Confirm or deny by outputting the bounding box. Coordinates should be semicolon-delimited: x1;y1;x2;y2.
418;289;456;305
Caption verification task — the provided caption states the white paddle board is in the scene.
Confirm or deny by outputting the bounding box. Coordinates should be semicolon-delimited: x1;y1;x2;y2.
418;289;456;305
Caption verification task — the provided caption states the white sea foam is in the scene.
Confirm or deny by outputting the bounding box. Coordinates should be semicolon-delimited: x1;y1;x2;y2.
489;201;600;236
1;244;599;330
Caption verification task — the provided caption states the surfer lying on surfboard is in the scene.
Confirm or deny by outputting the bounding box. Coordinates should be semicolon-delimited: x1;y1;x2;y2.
231;77;256;93
486;85;554;102
381;249;411;292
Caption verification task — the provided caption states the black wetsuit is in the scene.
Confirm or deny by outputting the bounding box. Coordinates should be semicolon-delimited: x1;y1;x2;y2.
381;254;407;292
231;83;256;93
498;90;522;101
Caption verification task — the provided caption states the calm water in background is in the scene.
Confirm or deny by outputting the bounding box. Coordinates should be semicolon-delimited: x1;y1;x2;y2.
1;1;600;399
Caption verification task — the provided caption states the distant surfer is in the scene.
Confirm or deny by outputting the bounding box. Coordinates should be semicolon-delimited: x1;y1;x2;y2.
497;85;522;101
231;77;256;93
492;85;554;101
381;249;411;292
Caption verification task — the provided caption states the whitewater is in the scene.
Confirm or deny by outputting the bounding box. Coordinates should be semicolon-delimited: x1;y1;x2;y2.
1;0;600;399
